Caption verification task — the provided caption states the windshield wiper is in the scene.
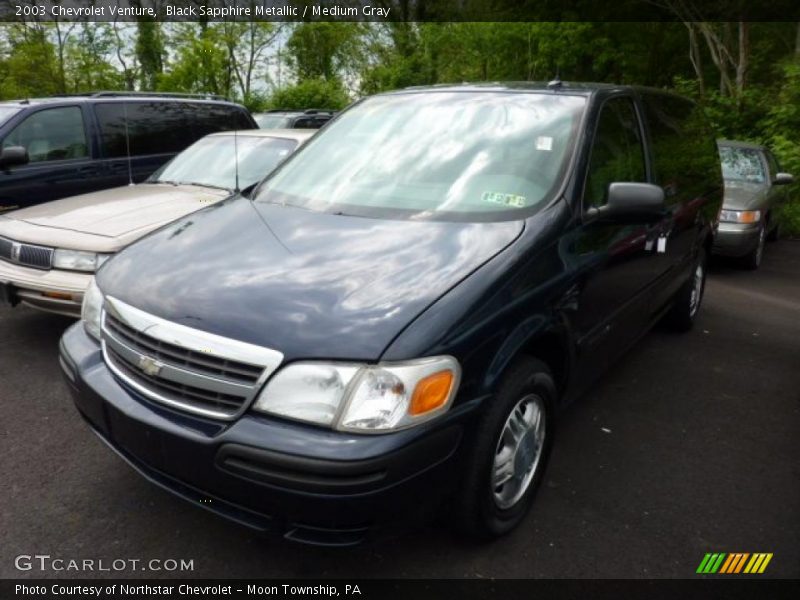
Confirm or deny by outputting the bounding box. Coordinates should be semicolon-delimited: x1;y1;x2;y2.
178;181;233;192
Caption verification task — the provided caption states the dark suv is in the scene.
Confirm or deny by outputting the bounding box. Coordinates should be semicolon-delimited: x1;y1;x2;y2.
253;109;334;129
0;92;255;211
60;83;722;546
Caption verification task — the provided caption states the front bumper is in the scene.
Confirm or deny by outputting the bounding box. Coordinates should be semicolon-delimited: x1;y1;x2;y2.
712;222;761;258
59;323;480;546
0;259;90;316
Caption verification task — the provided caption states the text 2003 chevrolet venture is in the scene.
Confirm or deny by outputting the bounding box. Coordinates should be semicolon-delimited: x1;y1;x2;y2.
60;83;722;546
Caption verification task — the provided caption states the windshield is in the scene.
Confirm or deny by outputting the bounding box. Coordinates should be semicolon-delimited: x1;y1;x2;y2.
719;145;766;184
0;106;21;126
150;134;298;190
254;92;586;221
255;114;292;129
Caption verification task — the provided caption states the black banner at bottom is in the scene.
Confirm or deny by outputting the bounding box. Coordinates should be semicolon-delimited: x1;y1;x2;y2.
3;579;800;600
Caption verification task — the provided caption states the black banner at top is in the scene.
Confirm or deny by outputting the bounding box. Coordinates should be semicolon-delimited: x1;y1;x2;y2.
1;0;800;23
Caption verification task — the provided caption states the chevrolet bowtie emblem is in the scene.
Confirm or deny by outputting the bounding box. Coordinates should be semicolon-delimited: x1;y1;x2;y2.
138;355;163;377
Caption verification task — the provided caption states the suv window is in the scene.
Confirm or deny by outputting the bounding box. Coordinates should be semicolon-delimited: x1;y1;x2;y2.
95;102;194;158
293;116;330;129
641;93;720;200
194;104;252;137
3;106;88;162
584;97;646;208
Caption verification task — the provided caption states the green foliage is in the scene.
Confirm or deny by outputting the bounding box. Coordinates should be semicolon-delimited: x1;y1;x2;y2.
265;78;350;111
0;27;60;98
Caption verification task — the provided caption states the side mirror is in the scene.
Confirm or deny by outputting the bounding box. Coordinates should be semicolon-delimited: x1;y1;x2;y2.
774;172;794;185
588;182;665;220
0;146;29;169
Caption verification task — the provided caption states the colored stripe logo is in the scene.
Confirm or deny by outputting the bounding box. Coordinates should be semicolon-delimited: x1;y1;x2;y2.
697;552;773;574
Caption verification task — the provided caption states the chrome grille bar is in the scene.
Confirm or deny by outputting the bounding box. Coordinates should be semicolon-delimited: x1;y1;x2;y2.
100;296;283;420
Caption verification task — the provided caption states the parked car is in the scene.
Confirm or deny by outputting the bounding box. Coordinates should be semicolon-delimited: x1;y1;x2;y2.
713;140;793;269
0;92;256;212
0;129;311;316
254;109;334;129
60;83;722;545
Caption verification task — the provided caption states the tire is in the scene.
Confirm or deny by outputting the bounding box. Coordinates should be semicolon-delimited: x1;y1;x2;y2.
452;357;555;540
766;219;780;242
665;247;707;332
741;222;766;270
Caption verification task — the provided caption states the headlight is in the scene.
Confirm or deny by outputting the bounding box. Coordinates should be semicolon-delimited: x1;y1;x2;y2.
719;209;761;224
81;278;105;340
53;249;112;272
253;356;460;433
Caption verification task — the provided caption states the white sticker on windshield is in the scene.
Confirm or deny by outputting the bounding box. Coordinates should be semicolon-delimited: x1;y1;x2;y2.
536;136;553;151
482;192;527;208
278;150;289;156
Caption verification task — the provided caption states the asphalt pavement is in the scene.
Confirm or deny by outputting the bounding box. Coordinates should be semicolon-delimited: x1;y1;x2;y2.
1;241;798;579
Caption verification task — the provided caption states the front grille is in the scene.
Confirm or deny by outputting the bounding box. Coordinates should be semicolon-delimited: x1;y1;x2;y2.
0;237;11;260
100;296;283;420
105;315;263;385
0;235;53;270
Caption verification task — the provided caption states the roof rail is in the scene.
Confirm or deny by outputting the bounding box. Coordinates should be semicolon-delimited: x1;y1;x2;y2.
90;91;228;101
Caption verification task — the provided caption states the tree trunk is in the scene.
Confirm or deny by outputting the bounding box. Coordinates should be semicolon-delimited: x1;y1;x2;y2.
686;23;705;96
736;21;749;97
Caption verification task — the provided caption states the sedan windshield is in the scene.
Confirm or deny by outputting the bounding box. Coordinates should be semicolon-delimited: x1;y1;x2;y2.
719;145;766;184
150;134;297;190
254;92;586;221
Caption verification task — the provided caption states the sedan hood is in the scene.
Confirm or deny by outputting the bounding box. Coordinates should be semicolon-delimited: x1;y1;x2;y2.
723;181;769;211
98;199;523;361
3;184;229;251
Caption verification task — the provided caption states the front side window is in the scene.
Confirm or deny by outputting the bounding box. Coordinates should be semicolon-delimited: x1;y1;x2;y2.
584;97;646;208
2;106;88;162
718;146;767;184
149;134;297;191
254;92;586;221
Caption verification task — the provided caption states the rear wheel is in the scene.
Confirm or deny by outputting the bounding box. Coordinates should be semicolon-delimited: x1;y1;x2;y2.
665;248;707;332
452;357;555;540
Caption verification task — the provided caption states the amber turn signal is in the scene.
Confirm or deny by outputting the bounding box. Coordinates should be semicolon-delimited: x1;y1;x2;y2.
409;370;454;416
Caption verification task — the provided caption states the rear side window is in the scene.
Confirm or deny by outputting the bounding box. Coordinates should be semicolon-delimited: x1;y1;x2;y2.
584;97;646;208
193;105;253;137
293;116;329;129
95;102;194;157
641;93;721;201
2;106;88;162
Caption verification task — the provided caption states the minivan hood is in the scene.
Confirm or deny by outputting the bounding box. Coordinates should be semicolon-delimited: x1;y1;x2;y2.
98;199;523;361
5;183;229;249
723;180;769;211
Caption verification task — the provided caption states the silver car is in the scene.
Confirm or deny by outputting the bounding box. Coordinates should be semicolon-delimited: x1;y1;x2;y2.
713;140;794;269
0;129;312;316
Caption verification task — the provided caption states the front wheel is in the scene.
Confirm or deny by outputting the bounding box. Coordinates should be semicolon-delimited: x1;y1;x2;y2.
665;247;707;332
452;357;555;540
741;222;766;270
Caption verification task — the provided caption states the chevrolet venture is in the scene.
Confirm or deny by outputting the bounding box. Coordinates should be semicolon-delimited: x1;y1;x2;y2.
60;83;723;546
0;92;255;212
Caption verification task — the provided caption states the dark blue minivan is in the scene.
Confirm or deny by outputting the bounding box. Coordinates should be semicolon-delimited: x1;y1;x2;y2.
60;83;723;546
0;92;255;212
